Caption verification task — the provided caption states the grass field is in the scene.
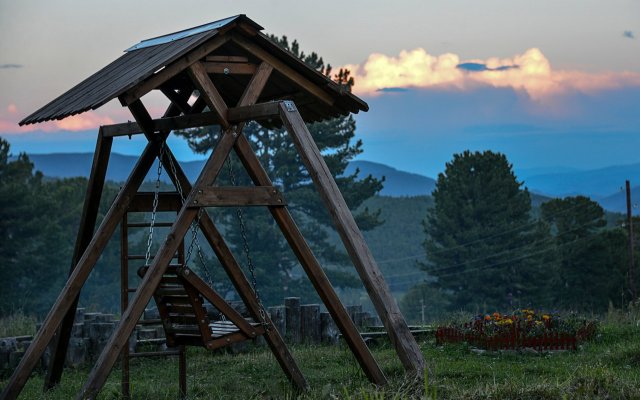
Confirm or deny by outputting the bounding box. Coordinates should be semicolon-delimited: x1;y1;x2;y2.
2;315;639;399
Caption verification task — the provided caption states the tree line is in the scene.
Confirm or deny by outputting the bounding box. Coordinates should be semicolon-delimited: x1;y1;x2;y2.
400;150;636;322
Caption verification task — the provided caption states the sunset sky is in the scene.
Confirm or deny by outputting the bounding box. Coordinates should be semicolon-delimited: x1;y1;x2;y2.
1;0;639;177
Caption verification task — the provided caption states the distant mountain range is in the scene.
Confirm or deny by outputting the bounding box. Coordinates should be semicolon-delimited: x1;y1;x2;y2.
14;153;437;197
12;152;640;214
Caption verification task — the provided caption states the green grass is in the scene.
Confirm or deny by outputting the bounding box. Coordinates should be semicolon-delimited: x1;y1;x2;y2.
2;320;639;399
0;311;36;338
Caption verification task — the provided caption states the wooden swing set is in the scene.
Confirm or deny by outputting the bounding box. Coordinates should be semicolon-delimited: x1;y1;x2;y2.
1;15;424;400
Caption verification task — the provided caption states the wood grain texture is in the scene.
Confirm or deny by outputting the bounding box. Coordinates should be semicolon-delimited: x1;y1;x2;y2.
191;186;285;207
278;102;426;374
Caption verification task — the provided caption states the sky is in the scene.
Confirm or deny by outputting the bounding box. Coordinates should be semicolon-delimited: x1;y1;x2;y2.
1;0;639;177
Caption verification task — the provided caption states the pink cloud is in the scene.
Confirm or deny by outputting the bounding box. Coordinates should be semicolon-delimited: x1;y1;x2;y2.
344;48;640;99
0;111;115;135
7;104;17;114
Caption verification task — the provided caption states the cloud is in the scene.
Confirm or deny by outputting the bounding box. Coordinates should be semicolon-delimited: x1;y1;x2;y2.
623;30;635;39
0;64;23;69
7;104;17;114
344;48;640;99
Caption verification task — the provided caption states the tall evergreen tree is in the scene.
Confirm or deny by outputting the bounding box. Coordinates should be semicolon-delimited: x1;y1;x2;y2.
173;36;382;304
422;150;549;311
541;196;627;311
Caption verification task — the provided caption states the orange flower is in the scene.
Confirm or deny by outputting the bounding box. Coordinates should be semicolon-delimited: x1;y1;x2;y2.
484;315;491;321
493;312;501;320
542;315;550;320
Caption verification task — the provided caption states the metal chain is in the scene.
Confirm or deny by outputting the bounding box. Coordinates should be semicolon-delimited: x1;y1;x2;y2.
226;155;268;328
165;151;214;287
144;142;165;267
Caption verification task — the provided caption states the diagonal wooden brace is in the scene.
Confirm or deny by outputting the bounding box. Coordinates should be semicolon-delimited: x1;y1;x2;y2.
278;102;426;374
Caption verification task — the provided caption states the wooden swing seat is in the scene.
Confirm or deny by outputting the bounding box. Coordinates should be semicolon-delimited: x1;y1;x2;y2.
138;265;265;350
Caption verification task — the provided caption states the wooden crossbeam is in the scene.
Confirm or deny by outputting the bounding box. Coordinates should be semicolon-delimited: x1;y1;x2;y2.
101;101;281;138
203;61;257;75
278;102;426;374
206;55;249;63
190;186;285;207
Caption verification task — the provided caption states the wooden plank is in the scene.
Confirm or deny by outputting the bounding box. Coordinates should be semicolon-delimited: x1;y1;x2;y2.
78;128;239;400
230;34;334;106
159;148;309;391
120;213;130;399
284;297;301;344
233;134;387;385
190;186;285;207
119;35;230;106
206;55;249;63
187;61;229;130
102;100;280;138
0;141;161;400
203;62;257;75
278;103;425;374
300;304;321;344
44;131;113;390
128;192;183;212
178;267;259;337
227;101;280;123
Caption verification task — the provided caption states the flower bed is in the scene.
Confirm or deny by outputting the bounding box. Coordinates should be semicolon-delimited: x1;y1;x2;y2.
436;309;596;351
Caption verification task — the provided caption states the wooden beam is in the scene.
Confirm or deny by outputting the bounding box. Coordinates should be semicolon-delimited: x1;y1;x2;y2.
230;34;334;107
233;135;387;385
278;102;426;374
0;141;162;400
203;62;257;75
177;267;259;337
43;131;113;390
127;192;183;212
119;35;230;106
190;186;285;207
187;61;229;130
101;111;221;138
227;101;280;123
160;148;308;391
78;129;239;400
206;55;249;63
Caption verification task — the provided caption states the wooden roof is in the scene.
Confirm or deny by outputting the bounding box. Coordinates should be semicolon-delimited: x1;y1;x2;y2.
20;15;368;127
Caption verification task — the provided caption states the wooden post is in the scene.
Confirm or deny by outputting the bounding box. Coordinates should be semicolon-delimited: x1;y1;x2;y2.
284;297;301;344
44;132;113;390
269;306;286;337
626;180;637;303
300;304;320;344
0;141;162;400
320;313;339;345
279;102;425;374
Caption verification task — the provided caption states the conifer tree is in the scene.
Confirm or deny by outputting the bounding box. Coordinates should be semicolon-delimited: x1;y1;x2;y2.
422;150;549;310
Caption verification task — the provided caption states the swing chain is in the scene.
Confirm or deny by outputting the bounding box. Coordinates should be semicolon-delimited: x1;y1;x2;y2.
165;151;214;288
226;155;269;328
144;142;165;267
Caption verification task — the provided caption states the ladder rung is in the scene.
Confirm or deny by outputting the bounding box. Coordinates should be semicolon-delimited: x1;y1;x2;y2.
128;288;137;293
127;222;175;228
129;350;180;358
128;255;180;260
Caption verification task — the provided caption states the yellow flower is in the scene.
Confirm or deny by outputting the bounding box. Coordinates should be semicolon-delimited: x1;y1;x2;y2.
542;315;550;321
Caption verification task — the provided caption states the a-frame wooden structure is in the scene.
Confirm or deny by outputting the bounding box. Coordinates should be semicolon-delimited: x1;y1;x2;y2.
1;15;425;400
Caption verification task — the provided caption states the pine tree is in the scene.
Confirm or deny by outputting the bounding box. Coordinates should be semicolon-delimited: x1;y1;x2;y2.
541;196;626;311
173;37;383;305
422;150;548;311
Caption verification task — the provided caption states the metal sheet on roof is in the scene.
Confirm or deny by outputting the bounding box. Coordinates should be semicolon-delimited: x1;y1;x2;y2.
126;15;238;52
